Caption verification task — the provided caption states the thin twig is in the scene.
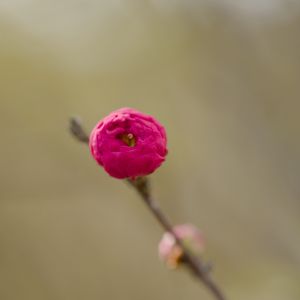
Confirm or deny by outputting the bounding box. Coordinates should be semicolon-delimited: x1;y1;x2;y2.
69;117;89;143
70;118;227;300
128;177;226;300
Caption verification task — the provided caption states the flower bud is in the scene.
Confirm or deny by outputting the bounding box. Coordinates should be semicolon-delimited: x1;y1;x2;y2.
158;224;204;269
89;108;167;179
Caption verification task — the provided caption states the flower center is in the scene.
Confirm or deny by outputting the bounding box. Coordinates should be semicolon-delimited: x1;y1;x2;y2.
120;133;136;147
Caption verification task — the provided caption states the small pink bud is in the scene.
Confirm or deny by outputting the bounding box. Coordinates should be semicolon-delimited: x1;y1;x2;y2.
89;108;168;179
158;224;205;269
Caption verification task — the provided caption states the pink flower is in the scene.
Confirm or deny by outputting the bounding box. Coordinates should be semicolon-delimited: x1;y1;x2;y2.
158;224;204;269
89;108;167;179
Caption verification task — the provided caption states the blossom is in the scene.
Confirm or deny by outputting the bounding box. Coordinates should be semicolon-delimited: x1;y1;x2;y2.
89;108;167;179
158;224;204;269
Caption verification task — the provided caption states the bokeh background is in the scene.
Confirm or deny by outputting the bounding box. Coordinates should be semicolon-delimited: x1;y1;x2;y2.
0;1;300;299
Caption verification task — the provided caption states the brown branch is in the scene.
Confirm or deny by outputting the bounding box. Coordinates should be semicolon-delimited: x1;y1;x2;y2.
70;118;227;300
127;177;226;300
69;117;89;144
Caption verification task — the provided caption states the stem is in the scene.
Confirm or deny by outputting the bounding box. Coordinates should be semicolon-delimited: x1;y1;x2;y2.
128;177;226;300
69;117;90;143
70;118;227;300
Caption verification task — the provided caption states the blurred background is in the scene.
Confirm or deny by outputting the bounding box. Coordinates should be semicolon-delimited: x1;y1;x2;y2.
0;1;300;299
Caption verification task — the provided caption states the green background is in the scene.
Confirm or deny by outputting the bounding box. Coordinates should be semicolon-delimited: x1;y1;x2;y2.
0;1;299;299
